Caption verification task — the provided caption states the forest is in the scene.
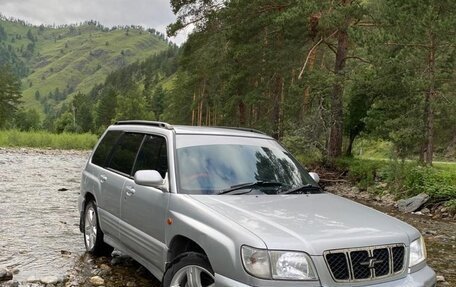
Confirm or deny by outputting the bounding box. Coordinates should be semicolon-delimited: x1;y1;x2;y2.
164;0;456;165
0;0;455;167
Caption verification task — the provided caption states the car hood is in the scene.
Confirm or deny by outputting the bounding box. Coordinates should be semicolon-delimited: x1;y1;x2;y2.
189;193;418;255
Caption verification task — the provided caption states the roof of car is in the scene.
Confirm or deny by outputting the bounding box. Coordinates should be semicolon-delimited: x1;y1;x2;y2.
112;120;273;139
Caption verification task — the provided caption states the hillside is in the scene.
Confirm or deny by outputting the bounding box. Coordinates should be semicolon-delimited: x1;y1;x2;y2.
0;16;171;114
66;47;179;134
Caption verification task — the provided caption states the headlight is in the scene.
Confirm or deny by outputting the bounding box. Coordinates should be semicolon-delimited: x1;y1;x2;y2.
270;251;317;280
409;236;426;267
241;246;317;280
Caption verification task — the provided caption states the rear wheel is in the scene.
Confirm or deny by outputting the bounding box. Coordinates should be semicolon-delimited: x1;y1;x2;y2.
83;200;113;256
163;252;215;287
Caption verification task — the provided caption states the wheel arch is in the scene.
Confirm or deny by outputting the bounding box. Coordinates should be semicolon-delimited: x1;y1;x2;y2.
167;235;208;266
84;191;96;204
79;191;97;233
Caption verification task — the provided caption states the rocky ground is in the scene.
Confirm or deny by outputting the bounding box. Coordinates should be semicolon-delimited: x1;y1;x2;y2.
326;184;456;287
0;148;454;286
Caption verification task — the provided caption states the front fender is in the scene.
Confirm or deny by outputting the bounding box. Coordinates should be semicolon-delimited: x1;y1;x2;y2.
166;194;265;284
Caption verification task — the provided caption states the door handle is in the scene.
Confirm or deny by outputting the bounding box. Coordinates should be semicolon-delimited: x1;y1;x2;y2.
125;186;136;196
99;174;107;183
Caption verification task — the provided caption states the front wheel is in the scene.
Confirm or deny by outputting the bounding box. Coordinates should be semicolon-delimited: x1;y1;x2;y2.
83;200;113;255
162;252;215;287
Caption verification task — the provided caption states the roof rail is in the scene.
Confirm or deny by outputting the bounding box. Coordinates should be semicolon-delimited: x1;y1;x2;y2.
216;126;267;135
114;120;173;130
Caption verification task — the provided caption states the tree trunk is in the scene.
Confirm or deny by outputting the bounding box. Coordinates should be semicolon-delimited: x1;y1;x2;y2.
198;100;203;126
302;46;317;116
345;133;356;157
198;79;207;126
271;75;283;140
444;133;456;158
238;100;246;126
279;76;285;140
423;34;436;166
191;92;196;125
327;27;349;159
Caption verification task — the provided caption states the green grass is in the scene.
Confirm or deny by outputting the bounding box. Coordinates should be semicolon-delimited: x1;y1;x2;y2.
0;130;97;150
433;161;456;172
352;138;394;159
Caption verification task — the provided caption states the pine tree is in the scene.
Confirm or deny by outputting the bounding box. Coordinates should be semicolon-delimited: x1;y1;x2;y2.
0;66;21;127
367;0;456;164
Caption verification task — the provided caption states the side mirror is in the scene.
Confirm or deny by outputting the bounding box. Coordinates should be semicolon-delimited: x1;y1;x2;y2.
309;172;320;184
134;170;164;187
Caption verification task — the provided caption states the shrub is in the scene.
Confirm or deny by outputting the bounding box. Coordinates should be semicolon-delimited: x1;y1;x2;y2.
405;167;456;199
336;158;386;190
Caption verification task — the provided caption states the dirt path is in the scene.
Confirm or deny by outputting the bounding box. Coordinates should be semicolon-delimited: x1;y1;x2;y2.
0;148;454;286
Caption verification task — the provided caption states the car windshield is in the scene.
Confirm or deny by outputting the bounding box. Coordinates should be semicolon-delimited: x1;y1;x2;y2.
175;135;315;195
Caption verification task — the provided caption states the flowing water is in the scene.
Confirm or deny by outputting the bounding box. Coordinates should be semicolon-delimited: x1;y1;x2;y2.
0;148;454;286
0;148;88;282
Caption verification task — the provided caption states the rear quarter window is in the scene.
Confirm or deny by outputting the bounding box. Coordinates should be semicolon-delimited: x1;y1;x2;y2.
92;130;122;167
107;133;145;175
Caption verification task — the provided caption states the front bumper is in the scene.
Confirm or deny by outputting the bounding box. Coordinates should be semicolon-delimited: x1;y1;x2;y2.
214;265;436;287
365;265;436;287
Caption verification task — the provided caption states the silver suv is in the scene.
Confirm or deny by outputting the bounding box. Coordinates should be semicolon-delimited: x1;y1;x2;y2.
78;121;436;287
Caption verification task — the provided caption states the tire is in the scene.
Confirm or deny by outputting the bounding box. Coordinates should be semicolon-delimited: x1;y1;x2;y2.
162;252;215;287
83;200;113;256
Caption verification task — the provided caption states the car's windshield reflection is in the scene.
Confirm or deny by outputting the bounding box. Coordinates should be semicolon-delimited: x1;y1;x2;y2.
176;143;314;195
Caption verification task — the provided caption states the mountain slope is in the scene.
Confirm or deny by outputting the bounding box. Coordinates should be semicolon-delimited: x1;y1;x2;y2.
0;17;171;113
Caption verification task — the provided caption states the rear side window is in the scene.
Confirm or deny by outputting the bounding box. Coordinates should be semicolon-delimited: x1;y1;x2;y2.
108;133;144;175
92;130;122;167
133;135;168;178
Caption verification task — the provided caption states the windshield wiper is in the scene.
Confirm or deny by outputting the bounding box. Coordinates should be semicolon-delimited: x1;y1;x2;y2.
278;184;321;195
217;181;284;195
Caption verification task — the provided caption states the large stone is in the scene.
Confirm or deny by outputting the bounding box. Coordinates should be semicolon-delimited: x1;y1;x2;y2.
99;264;111;272
41;275;61;284
89;276;105;286
0;268;13;282
397;193;430;213
436;275;446;282
421;207;430;214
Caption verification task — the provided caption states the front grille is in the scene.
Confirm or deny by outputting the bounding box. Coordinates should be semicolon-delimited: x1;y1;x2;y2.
324;244;405;283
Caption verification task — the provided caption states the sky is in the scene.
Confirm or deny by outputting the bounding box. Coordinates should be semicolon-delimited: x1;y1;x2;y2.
0;0;189;45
